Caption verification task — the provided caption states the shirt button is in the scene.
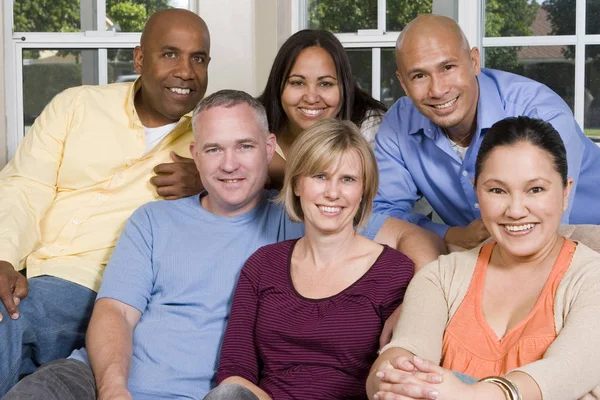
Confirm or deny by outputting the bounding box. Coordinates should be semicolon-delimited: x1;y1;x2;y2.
72;219;80;225
462;171;468;177
97;195;105;202
474;203;480;209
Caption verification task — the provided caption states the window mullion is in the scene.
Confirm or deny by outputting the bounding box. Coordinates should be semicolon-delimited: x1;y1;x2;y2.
574;0;586;126
98;48;108;85
371;48;381;100
378;0;386;32
96;0;106;32
293;0;307;31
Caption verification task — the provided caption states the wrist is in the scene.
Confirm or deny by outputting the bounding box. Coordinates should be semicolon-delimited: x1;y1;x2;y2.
472;381;510;400
474;376;522;400
97;381;130;399
95;369;128;395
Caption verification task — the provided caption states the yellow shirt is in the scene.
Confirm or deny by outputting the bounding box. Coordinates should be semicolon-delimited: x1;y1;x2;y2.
0;80;194;291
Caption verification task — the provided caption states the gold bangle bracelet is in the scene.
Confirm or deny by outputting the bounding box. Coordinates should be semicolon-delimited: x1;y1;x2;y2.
479;376;522;400
482;379;512;400
504;377;523;400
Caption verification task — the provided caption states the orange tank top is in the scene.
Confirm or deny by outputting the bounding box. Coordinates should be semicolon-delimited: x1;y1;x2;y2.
441;239;576;378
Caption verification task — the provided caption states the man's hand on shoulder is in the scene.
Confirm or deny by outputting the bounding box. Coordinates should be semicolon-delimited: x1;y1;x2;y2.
444;218;490;250
150;151;203;200
0;260;28;322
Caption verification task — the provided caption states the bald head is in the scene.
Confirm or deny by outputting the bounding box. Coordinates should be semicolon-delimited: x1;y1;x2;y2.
133;8;211;127
396;15;469;55
141;8;210;49
393;14;481;139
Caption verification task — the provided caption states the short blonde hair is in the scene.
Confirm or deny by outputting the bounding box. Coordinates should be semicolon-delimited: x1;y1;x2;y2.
276;118;379;229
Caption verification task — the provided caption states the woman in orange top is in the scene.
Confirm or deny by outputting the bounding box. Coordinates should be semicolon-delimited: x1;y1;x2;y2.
367;116;600;400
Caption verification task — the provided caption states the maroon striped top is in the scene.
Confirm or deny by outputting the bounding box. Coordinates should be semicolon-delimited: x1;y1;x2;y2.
216;239;414;399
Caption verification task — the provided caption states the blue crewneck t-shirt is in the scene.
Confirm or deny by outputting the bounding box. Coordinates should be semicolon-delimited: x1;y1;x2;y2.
85;190;386;399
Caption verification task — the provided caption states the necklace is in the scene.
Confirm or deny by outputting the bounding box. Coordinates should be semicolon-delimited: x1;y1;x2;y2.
443;128;472;150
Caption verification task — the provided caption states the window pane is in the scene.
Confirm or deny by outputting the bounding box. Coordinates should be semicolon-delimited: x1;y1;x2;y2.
307;0;377;32
108;49;137;83
14;1;184;33
23;49;88;134
485;45;575;112
587;0;600;35
485;0;575;37
381;48;405;108
584;45;600;138
346;48;372;95
14;1;82;32
386;0;432;32
107;1;179;33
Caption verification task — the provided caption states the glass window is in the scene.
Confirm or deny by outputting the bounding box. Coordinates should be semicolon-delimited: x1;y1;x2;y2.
381;48;405;108
307;0;377;32
485;45;576;111
107;1;175;32
485;0;575;37
585;45;600;138
387;0;432;32
14;1;82;32
108;49;136;83
14;1;178;33
346;48;372;94
586;0;600;35
23;49;87;133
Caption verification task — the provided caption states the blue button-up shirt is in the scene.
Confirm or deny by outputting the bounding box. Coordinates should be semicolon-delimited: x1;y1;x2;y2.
373;68;600;238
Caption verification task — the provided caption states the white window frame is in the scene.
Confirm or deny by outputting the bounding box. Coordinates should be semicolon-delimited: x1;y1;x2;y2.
297;0;600;133
3;0;199;159
470;0;600;129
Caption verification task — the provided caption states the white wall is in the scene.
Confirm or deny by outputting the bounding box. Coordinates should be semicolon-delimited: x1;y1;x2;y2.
198;0;282;97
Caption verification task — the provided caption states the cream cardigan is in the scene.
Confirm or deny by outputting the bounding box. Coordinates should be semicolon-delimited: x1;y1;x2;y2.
382;240;600;400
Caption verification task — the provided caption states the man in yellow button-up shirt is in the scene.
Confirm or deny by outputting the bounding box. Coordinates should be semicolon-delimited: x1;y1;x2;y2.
0;9;210;396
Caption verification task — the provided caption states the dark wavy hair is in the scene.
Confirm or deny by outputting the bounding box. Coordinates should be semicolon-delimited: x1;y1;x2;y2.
257;29;386;135
475;116;568;186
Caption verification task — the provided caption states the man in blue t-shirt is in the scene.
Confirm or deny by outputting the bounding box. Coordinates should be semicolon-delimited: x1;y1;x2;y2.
374;14;600;249
5;90;444;400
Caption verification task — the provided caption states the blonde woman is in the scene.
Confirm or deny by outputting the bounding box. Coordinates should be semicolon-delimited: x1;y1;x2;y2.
206;119;414;400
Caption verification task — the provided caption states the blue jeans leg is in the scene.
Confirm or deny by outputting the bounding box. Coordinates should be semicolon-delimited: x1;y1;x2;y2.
0;275;96;397
203;384;260;400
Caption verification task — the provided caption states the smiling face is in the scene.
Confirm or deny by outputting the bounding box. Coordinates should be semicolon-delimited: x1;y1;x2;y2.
280;46;342;135
476;142;572;260
134;11;210;127
396;18;480;137
190;104;276;217
294;149;364;236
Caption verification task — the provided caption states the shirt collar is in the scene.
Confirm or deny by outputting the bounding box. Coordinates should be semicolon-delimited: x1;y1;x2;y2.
475;69;509;136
